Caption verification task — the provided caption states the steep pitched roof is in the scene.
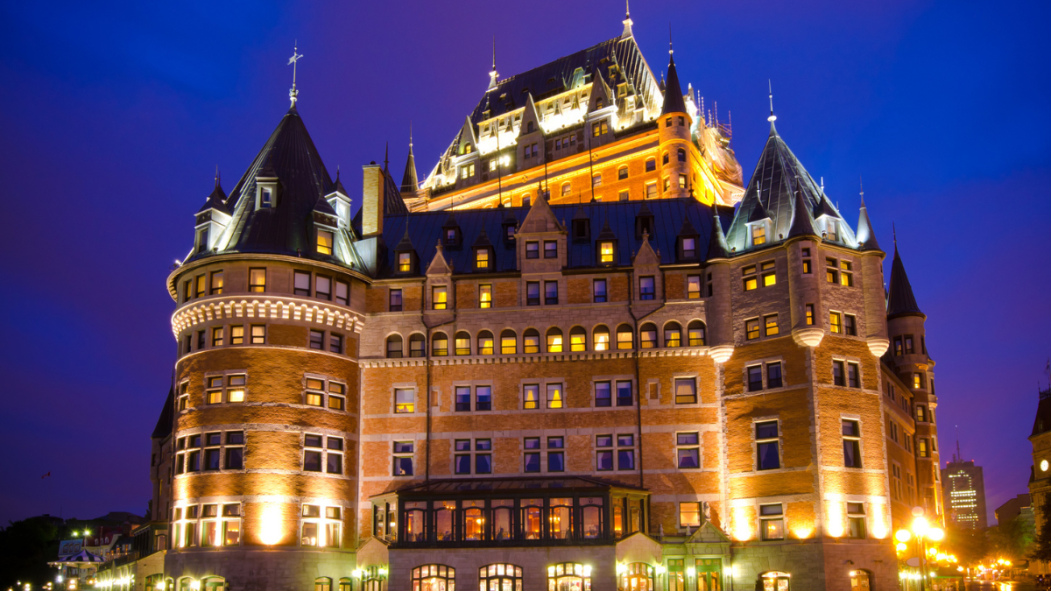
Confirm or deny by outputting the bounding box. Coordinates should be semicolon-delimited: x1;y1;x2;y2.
401;142;419;193
887;243;924;319
725;124;856;252
1032;392;1051;438
661;53;687;115
197;176;229;214
151;386;175;439
855;195;881;251
193;105;358;267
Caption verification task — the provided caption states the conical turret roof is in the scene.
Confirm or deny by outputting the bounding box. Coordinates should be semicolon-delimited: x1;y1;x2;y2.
401;142;419;193
887;242;924;319
198;175;229;214
725;125;856;251
661;53;687;115
855;195;881;251
706;205;730;260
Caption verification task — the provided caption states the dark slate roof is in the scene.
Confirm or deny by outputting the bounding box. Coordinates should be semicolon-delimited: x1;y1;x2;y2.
886;243;924;319
151;386;174;440
190;105;354;266
725;124;857;252
1032;392;1051;438
468;35;661;126
401;144;419;193
197;177;229;214
383;167;408;214
661;53;687;115
855;195;881;251
372;198;719;278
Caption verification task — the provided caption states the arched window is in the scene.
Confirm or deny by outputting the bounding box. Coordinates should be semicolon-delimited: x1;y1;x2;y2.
412;565;455;591
688;321;706;346
580;496;604;539
522;498;542;539
593;325;610;352
696;559;722;591
315;578;333;591
433;501;455;542
454;331;471;356
463;500;485;541
431;332;448;357
616;324;634;350
386;334;403;358
760;572;791;591
178;578;194;591
409;333;425;357
848;570;870;591
677;148;687;162
548;564;591;591
478;331;495;355
339;579;353;591
549;497;573;539
569;326;586;352
664;322;682;348
480;564;522;591
546;328;563;353
492;500;513;541
523;329;540;354
501;330;517;355
362;566;386;591
403;501;426;542
620;563;654;591
639;323;657;349
201;578;225;591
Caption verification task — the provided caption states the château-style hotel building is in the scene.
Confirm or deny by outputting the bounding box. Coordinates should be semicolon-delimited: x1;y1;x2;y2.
119;10;947;591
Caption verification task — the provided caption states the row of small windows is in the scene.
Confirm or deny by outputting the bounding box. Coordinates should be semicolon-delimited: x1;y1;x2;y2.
181;324;347;356
180;268;349;305
752;418;865;471
176;430;348;475
175;373;348;412
384;322;707;358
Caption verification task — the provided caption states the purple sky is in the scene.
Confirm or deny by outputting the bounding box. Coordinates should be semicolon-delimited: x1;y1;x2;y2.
0;0;1047;526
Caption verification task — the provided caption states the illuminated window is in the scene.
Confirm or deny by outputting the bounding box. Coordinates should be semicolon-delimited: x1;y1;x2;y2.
688;321;706;346
561;182;571;196
432;286;447;310
840;260;853;286
599;241;614;264
501;329;517;354
317;230;333;255
398;252;412;272
480;565;522;591
760;504;784;540
640;323;657;348
677;432;700;468
742;265;757;290
764;315;779;336
476;248;490;269
548;563;592;591
665;322;682;348
412;565;455;591
830;312;842;334
250;324;265;344
230;325;244;345
761;261;776;286
826;258;839;283
393;441;414;476
211;327;223;347
751;224;766;246
431;332;448;356
843;420;862;468
570;326;586;351
477;330;494;355
524;329;540;353
675;378;696;404
847;503;866;538
547;328;563;353
454;331;471;355
547;383;564;409
524;384;539;410
395;389;414;413
679;503;701;527
761;573;790;591
616;324;634;349
248;268;266;292
315;578;332;591
746;319;760;340
913;373;924;389
209;271;223;295
592;325;611;351
479;284;492;308
300;504;341;548
646;183;657;199
678;175;687;189
756;421;780;470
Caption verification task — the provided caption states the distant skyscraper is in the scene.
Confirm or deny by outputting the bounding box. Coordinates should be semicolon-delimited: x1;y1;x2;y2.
942;447;988;530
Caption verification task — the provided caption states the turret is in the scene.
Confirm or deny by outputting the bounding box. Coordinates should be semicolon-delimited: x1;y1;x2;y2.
657;42;693;199
705;205;734;363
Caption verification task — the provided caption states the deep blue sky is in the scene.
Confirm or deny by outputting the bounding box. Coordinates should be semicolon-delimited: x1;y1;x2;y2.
0;0;1048;526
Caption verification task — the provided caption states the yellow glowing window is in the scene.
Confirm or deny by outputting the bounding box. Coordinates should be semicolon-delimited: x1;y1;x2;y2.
840;261;854;287
679;502;701;527
764;315;779;336
616;328;633;350
806;304;815;325
570;331;586;352
207;390;222;404
746;319;760;340
547;384;563;409
479;284;492;308
227;389;245;403
306;392;322;406
830;312;842;334
524;385;539;409
761;261;776;286
547;333;563;353
751;224;766;246
398;252;412;272
249;268;266;292
455;336;470;355
743;265;758;291
210;271;223;295
476;249;489;269
306;378;324;390
599;241;614;263
317;230;333;255
230;326;244;345
432;286;447;310
395;389;414;413
594;330;610;351
501;336;517;355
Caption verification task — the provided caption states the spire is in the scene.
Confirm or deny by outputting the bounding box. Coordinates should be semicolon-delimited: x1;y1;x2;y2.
855;177;881;251
787;189;817;239
197;169;229;214
621;0;634;39
767;79;777;132
488;36;499;91
887;237;925;319
383;141;389;173
288;42;304;106
332;165;348;196
661;29;687;116
401;125;419;193
707;205;730;260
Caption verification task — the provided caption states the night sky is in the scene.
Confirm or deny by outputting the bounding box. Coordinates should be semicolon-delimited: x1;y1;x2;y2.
1;0;1048;527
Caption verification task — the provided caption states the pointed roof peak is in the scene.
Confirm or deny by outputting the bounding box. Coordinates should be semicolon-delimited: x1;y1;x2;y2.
661;37;687;115
707;205;730;260
787;188;817;239
856;178;880;251
621;0;634;39
887;239;924;319
198;169;229;214
767;79;777;129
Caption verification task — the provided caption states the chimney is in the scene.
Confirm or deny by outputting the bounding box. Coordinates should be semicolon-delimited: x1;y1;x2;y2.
362;163;384;236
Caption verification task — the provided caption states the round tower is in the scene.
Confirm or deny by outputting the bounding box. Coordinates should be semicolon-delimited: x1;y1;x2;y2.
164;104;366;589
657;47;693;200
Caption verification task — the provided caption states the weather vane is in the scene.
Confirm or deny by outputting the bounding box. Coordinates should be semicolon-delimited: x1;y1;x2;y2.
288;42;304;105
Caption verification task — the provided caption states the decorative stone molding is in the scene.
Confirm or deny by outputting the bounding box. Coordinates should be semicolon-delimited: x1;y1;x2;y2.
708;345;734;364
866;337;890;357
791;327;825;348
171;296;364;337
360;347;712;369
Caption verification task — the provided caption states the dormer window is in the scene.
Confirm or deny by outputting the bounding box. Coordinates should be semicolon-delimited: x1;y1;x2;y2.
460;143;473;155
750;223;767;247
599;241;615;264
572;218;590;242
824;220;839;242
317;230;334;255
681;237;697;260
475;248;490;270
505;225;515;241
397;252;412;273
196;227;209;253
261;187;272;207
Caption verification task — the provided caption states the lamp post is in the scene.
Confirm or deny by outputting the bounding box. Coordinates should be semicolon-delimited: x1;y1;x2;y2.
895;512;945;591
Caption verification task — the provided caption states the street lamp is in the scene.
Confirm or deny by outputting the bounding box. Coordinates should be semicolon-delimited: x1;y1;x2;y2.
895;511;944;591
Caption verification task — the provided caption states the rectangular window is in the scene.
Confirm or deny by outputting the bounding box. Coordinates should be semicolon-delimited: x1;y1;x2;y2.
687;275;701;299
454;440;471;474
544;241;557;259
196;330;206;351
250;325;265;344
844;314;857;336
475;248;490;269
393;441;414;476
524;437;541;473
618;190;629;202
593;279;607;303
646;183;657;199
840;261;854;286
747;366;763;392
455;386;471;412
523;384;539;410
526;281;540;306
639;276;655;300
398;252;412;272
476;439;492;474
599;242;614;264
914;373;924;389
249;268;266;292
806;304;815;325
595;381;611;407
329;333;343;354
676;432;700;469
617;434;635;470
547;437;565;472
309;330;324;350
230;326;244;345
843;420;862;468
315;276;332;300
616;381;633;407
767;362;783;388
545;281;559;305
335;281;348;306
596;435;613;471
826;258;839;284
674;378;697;404
904;335;915;353
475;386;492;411
679;502;701;527
317;230;333;255
756;421;780;470
526;241;539;259
746;319;760;340
832;360;846;386
830;312;842;334
742;266;757;291
764;314;779;336
294;271;311;296
847;362;860;388
894;336;904;356
760;504;785;540
210;271;223;295
547;383;564;409
847;502;866;538
761;261;776;286
479;284;492;309
389;289;403;312
394;389;414;413
195;275;206;298
432;286;448;310
212;327;223;347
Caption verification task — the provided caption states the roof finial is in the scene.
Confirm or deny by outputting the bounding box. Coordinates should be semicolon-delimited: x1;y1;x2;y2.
384;141;389;172
820;176;825;193
859;176;865;207
621;0;634;39
336;165;340;182
767;79;777;124
215;165;220;188
288;41;304;106
669;24;674;55
892;222;898;250
488;36;499;90
409;122;414;149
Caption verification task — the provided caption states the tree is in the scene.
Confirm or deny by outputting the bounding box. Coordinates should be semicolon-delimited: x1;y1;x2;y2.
0;516;60;590
1031;496;1051;562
